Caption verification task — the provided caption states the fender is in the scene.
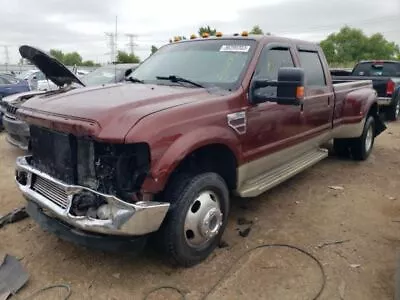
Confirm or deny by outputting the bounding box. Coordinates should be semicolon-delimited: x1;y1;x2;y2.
333;87;385;139
141;125;242;193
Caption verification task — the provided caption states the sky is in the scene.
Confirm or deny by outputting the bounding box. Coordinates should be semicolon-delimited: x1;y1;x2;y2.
0;0;399;64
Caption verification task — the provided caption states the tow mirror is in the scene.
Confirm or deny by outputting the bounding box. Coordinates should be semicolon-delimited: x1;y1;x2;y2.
250;67;305;105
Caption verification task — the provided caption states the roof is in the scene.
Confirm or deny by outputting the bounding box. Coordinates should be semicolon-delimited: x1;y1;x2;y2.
172;34;319;49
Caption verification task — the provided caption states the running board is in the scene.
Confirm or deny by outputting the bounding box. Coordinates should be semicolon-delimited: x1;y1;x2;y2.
238;148;329;198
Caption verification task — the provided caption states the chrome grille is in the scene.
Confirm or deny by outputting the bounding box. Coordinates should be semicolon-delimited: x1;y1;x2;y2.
32;175;69;209
5;103;18;116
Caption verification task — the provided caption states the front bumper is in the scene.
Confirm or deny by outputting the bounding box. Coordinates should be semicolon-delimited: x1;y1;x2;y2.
2;115;30;150
15;155;170;236
26;201;148;253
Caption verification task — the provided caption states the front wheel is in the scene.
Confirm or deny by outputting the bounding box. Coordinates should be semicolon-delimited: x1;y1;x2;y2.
158;172;230;267
350;116;375;161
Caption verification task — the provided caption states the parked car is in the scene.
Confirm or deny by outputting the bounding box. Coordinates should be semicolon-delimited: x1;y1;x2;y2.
331;60;400;120
14;34;385;267
1;45;85;149
2;47;138;150
0;73;30;98
80;63;139;86
15;69;47;90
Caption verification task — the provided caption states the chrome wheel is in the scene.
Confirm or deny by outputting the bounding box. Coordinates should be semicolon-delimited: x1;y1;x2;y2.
184;190;223;247
365;125;373;153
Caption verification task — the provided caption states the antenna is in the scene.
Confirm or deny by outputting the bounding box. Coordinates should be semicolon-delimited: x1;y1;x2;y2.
114;15;118;82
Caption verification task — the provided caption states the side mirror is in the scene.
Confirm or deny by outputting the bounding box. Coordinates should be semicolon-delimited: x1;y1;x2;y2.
250;67;305;105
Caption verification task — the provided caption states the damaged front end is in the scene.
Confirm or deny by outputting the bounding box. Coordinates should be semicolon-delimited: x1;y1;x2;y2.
15;125;169;236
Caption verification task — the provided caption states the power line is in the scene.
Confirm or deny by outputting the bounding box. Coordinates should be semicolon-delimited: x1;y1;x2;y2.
126;33;138;55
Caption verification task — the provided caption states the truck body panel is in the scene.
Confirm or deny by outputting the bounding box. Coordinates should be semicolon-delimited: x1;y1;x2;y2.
13;36;385;264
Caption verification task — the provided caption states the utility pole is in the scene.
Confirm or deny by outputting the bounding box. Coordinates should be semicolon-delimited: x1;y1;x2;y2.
114;16;118;61
104;16;119;63
105;32;115;63
125;33;138;55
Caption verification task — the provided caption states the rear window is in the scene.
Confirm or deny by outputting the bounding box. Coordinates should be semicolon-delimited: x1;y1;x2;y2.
352;62;400;77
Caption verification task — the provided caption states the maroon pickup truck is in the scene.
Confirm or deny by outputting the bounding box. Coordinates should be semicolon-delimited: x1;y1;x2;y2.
14;33;385;267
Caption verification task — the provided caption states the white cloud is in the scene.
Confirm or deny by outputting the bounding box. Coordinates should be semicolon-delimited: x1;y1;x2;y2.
0;0;398;64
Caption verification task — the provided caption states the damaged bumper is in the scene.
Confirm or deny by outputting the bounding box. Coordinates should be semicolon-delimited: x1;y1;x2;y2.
15;155;170;236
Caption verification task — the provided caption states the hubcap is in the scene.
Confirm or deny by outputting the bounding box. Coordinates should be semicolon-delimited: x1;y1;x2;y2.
184;190;223;247
365;125;373;153
396;101;400;118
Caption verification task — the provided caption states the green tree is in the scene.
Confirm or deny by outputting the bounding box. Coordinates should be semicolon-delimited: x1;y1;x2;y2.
63;52;82;66
81;60;96;67
151;45;158;54
116;50;140;63
249;25;263;35
198;25;217;37
50;49;64;62
320;26;400;66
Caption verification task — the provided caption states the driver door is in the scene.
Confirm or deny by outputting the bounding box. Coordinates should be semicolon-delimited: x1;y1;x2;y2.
242;44;305;179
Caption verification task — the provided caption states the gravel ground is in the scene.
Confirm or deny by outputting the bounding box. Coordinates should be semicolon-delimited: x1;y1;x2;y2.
0;122;400;300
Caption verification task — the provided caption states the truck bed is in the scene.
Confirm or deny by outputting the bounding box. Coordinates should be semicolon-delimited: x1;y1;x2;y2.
333;75;393;97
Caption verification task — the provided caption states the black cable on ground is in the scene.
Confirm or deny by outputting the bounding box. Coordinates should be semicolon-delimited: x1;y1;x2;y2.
143;243;326;300
19;284;72;300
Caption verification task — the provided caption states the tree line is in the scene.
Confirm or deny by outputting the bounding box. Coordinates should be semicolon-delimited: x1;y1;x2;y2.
48;25;399;68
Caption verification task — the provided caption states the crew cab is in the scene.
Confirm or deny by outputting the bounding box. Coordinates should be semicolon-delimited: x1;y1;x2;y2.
332;60;400;120
14;33;385;267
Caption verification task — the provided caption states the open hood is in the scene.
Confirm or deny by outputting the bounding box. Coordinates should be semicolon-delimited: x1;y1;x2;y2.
19;45;85;88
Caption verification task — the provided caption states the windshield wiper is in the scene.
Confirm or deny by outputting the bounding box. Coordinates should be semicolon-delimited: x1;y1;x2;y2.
126;77;144;84
155;75;204;88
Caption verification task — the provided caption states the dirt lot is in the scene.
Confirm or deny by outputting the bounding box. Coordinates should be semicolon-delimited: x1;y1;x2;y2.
1;123;400;300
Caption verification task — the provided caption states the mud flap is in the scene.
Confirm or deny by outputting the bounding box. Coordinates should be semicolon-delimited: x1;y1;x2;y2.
374;114;387;137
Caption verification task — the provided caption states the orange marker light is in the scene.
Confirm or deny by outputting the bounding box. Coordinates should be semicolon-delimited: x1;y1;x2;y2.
296;86;305;99
216;32;223;37
202;32;210;38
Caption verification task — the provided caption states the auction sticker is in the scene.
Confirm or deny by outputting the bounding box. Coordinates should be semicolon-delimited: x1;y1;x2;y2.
219;45;251;52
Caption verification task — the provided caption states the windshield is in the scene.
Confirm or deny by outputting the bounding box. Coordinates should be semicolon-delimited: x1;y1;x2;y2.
129;39;257;91
352;62;400;77
81;66;125;86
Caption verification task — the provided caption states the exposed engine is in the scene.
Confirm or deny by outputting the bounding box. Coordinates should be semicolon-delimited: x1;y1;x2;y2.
29;125;150;208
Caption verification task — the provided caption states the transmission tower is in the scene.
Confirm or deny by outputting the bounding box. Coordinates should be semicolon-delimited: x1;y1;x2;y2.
105;32;115;63
125;33;138;55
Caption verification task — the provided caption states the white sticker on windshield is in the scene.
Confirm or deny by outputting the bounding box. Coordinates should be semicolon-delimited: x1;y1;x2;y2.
219;45;251;52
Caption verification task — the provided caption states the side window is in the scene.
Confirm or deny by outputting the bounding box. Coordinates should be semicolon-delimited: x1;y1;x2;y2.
298;51;326;87
254;47;295;99
255;48;295;80
36;72;46;81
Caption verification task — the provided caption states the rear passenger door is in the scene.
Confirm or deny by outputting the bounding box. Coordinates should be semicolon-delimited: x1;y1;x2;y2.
297;48;333;136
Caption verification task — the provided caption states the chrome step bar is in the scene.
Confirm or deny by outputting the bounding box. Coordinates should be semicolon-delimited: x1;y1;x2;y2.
238;148;329;198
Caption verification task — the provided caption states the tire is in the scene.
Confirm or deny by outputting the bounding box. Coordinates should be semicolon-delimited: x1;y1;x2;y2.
158;172;230;267
386;96;400;121
350;116;375;161
333;139;350;158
